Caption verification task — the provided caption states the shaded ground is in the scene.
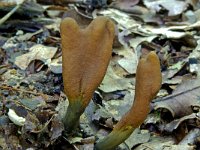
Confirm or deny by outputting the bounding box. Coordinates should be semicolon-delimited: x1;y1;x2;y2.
0;0;200;149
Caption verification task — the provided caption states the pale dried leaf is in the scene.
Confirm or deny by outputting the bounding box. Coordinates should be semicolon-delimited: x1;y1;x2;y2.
15;44;57;70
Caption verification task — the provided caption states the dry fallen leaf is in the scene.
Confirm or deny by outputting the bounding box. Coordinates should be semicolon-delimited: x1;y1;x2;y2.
153;79;200;118
115;47;137;74
99;65;132;93
179;128;200;145
164;113;199;132
15;44;57;70
143;0;188;16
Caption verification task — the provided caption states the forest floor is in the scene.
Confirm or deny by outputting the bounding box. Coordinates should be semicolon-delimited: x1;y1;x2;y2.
0;0;200;150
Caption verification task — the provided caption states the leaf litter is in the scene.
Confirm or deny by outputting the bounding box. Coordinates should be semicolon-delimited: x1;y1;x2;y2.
0;0;200;149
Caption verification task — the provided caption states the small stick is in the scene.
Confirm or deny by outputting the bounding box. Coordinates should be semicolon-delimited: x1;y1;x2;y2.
0;0;25;26
0;85;43;96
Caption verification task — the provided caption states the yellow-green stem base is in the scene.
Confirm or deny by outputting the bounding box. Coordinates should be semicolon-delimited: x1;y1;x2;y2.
95;126;134;150
62;99;84;133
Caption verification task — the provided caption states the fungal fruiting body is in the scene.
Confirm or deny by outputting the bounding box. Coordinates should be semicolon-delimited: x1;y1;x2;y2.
60;17;115;131
95;51;162;150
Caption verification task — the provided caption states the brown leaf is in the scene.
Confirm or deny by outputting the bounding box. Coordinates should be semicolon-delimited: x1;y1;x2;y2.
50;115;64;142
153;79;200;118
164;113;199;132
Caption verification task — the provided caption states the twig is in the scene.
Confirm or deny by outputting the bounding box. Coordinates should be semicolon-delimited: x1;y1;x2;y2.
0;85;43;96
0;0;25;25
32;114;55;133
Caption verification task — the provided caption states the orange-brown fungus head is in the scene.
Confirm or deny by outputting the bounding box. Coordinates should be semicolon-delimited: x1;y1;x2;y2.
135;51;162;102
60;17;115;106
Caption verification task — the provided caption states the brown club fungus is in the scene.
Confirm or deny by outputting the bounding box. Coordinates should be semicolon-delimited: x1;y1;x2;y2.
60;16;115;132
95;51;162;150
